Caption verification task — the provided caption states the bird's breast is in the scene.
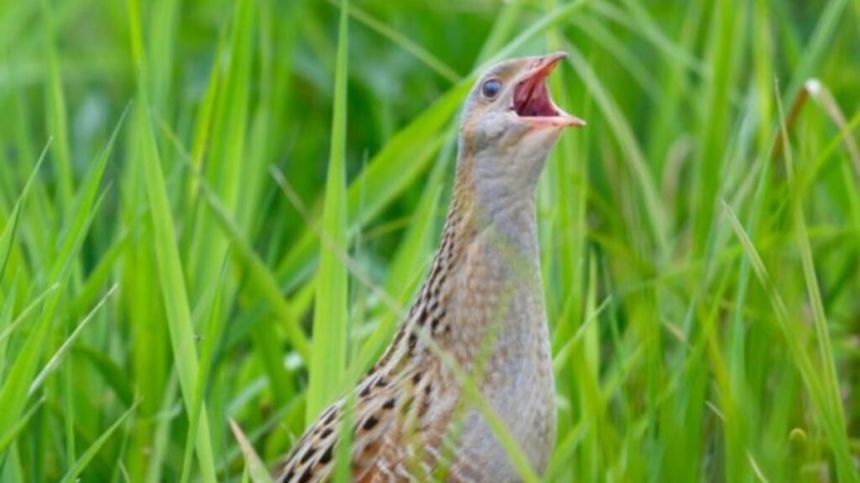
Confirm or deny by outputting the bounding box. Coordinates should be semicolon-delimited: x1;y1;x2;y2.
440;229;556;480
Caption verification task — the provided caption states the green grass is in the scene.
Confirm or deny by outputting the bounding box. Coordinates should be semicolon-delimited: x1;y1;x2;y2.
0;0;858;481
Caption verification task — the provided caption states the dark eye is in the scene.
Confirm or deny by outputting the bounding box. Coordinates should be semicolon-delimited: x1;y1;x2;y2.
482;79;502;99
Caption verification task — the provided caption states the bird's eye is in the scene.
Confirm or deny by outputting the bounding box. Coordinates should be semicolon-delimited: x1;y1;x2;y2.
482;79;502;99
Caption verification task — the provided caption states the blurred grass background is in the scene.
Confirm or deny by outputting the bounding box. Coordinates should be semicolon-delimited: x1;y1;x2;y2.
1;0;859;481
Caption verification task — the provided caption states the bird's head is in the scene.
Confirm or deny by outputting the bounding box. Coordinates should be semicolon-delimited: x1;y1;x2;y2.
457;52;585;197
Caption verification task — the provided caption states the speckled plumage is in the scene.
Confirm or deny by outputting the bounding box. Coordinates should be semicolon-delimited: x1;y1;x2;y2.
276;53;583;483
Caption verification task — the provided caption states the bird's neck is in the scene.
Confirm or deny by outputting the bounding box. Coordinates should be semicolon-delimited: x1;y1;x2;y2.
448;161;541;261
372;158;546;383
419;161;546;370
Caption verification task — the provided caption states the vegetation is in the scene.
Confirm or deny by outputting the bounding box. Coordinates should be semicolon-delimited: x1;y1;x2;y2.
0;0;858;481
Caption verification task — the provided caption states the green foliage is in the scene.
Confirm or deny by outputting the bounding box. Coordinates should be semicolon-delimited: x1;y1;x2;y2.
307;0;350;427
0;0;857;481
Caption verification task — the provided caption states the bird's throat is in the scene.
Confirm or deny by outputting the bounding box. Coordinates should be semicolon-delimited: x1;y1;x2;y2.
450;160;542;260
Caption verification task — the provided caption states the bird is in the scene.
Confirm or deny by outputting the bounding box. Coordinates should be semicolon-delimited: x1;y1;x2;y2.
277;52;585;483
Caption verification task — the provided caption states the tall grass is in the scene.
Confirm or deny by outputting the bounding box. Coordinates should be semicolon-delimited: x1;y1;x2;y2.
0;0;858;481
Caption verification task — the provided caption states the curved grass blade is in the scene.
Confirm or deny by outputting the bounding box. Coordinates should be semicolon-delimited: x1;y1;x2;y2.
306;0;350;425
39;0;74;207
722;200;857;481
72;346;134;408
28;284;117;396
783;0;851;100
774;87;855;481
158;119;311;362
330;0;459;83
229;419;273;483
0;105;123;456
0;397;44;455
0;140;50;283
565;43;669;253
179;255;229;483
58;402;139;483
0;283;58;347
134;102;219;482
354;165;444;372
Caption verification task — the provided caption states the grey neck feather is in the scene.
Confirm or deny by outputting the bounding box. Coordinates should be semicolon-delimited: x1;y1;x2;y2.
469;150;544;261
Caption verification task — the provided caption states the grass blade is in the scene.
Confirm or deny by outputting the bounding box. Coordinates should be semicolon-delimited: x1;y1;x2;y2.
0;107;121;457
722;200;856;481
306;0;350;424
134;102;218;482
58;402;138;483
229;419;273;483
0;141;50;283
28;284;117;396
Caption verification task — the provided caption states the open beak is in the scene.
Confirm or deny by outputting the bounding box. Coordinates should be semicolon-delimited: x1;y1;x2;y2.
512;52;586;128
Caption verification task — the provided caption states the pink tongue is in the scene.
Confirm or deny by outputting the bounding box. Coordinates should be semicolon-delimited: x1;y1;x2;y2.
520;81;553;117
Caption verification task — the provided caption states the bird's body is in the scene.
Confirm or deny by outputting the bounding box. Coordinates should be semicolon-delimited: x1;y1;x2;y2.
277;53;584;483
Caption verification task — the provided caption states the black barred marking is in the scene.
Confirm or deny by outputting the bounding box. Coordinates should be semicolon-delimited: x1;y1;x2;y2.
282;469;294;482
432;308;448;333
418;385;433;417
319;444;333;465
278;200;471;482
430;262;441;277
419;396;431;417
362;415;379;431
300;446;317;464
323;408;338;426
